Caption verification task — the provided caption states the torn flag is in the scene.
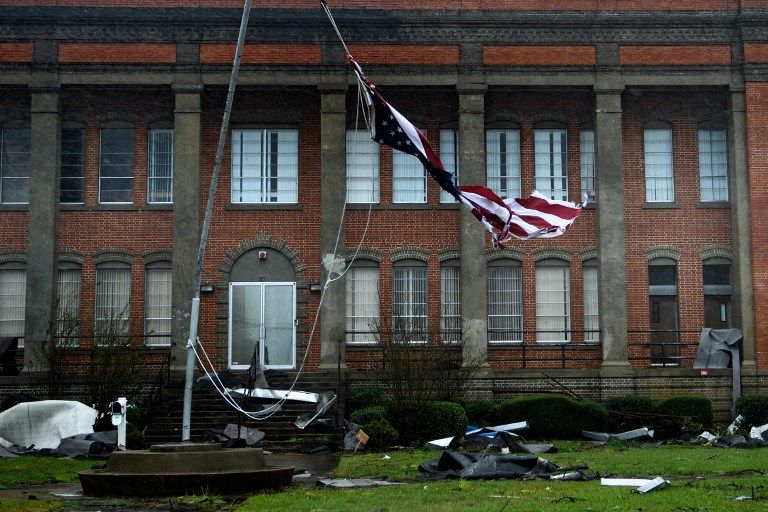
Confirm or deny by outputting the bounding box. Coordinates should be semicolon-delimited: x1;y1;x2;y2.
349;57;582;245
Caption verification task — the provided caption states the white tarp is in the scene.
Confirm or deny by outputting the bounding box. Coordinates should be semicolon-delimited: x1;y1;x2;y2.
0;400;98;449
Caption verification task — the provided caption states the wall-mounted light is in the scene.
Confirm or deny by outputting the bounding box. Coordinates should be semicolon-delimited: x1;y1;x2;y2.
200;284;214;293
310;283;322;292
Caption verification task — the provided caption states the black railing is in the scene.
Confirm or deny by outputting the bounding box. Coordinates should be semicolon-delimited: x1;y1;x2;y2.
627;328;702;367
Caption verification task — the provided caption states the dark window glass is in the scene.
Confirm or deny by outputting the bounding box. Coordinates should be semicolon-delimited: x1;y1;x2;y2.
649;265;676;286
61;128;84;203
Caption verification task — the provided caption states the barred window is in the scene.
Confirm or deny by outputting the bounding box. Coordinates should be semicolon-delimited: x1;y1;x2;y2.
644;124;674;203
95;263;130;336
487;261;522;343
99;126;134;203
0;263;25;347
61;125;85;204
580;129;595;204
440;261;461;343
439;129;459;203
345;262;380;344
231;129;298;203
145;262;172;346
486;129;521;200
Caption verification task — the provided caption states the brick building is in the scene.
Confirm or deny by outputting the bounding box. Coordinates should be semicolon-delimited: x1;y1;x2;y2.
1;1;768;419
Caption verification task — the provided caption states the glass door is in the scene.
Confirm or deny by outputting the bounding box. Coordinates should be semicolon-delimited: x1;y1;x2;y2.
229;282;296;370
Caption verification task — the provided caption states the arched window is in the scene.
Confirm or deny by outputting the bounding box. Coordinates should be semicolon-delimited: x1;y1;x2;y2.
703;257;732;328
392;259;428;342
536;258;570;342
440;259;460;342
95;261;131;336
145;261;172;346
346;260;380;344
648;257;679;364
0;261;26;345
487;259;522;343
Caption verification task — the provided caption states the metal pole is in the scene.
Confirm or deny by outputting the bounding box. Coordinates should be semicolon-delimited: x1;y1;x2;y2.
181;0;253;442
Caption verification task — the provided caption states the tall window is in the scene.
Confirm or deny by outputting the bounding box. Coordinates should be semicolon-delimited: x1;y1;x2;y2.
487;129;521;200
61;125;85;204
703;258;732;329
536;259;570;342
99;125;134;203
95;263;130;335
148;128;174;204
231;129;298;203
440;129;459;203
582;260;599;343
57;264;81;344
487;261;522;343
644;124;674;203
534;126;568;200
145;262;172;346
0;263;25;346
648;257;680;365
698;128;728;202
392;132;426;203
345;262;380;344
440;261;461;342
392;261;427;342
580;129;595;204
0;122;31;204
346;129;379;203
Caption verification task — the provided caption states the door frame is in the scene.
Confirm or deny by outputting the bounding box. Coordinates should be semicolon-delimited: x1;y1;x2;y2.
227;281;296;371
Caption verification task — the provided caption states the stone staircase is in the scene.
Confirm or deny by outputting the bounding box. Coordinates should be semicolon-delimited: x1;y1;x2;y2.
143;372;344;452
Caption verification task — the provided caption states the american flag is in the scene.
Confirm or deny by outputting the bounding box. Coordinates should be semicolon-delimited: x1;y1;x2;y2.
349;57;582;246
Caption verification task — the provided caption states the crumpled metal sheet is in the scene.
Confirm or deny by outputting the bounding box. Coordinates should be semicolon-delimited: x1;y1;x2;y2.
0;400;98;450
419;450;566;480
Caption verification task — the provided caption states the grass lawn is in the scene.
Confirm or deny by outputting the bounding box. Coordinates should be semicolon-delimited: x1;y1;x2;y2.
238;442;768;512
0;456;101;490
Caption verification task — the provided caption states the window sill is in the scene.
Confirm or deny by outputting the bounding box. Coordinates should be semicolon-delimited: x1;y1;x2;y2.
642;202;679;209
346;203;383;210
95;204;139;211
144;204;174;211
0;204;28;211
390;203;431;210
488;341;524;346
226;203;302;211
697;201;730;209
345;342;379;350
435;203;461;210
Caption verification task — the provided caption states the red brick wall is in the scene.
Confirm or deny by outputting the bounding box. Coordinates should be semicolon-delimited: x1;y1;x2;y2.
745;43;768;64
620;45;732;65
0;42;33;63
199;44;321;65
0;0;742;10
747;82;768;370
346;45;460;65
483;45;596;66
58;43;176;64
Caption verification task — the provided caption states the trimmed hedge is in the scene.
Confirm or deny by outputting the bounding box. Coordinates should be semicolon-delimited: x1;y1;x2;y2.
736;394;768;426
349;405;388;426
464;400;497;427
388;400;468;445
362;418;399;450
495;394;608;439
603;395;655;432
348;384;386;411
654;395;713;428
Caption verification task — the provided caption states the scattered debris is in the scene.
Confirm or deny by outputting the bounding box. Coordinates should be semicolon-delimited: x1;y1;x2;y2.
0;400;98;451
693;328;743;415
318;478;404;488
426;422;555;454
601;477;670;493
582;427;654;443
726;415;747;436
749;423;768;442
419;450;596;481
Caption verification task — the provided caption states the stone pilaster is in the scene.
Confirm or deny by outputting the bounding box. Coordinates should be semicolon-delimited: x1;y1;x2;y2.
171;85;202;371
727;82;756;371
318;81;347;370
595;82;631;372
23;88;61;370
458;80;488;365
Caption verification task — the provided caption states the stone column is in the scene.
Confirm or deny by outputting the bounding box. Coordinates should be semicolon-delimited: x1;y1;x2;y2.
595;84;631;371
171;85;202;371
23;88;61;370
318;82;347;370
458;81;488;365
727;82;756;371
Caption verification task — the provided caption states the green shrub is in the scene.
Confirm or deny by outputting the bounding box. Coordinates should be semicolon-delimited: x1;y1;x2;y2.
387;400;468;446
349;405;388;426
603;395;656;432
654;395;713;429
735;394;768;425
495;394;608;439
348;384;386;411
464;400;497;426
362;418;399;450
